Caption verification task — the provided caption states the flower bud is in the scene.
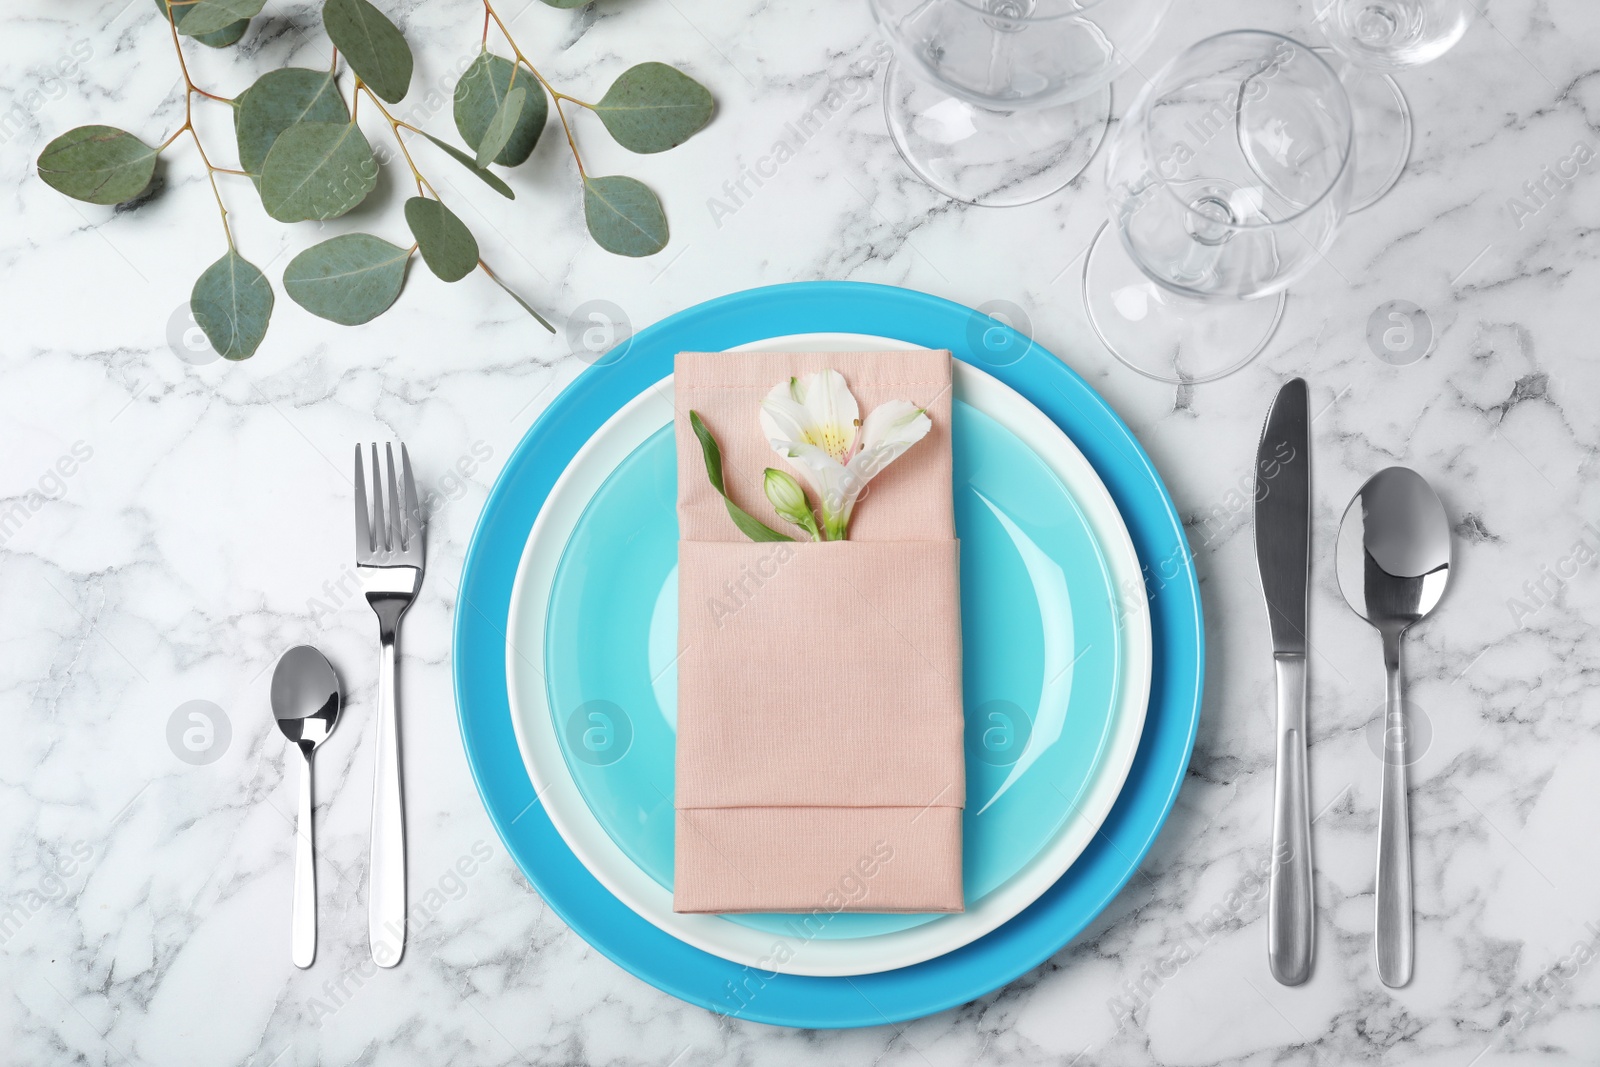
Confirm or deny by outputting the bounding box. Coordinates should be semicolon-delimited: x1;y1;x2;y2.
763;468;820;539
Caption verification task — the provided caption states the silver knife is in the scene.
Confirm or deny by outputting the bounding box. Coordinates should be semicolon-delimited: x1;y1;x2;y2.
1254;378;1314;986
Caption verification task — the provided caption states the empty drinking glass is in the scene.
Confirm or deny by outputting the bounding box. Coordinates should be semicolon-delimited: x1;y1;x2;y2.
869;0;1172;207
1315;0;1478;208
1082;31;1355;383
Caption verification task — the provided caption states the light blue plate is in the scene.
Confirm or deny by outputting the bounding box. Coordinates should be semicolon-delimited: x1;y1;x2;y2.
454;281;1203;1028
544;401;1120;940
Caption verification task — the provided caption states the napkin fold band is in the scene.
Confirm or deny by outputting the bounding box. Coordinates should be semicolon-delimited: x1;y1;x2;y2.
672;349;965;915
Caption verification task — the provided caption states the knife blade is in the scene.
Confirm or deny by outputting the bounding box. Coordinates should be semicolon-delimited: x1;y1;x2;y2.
1254;377;1314;986
1256;379;1311;654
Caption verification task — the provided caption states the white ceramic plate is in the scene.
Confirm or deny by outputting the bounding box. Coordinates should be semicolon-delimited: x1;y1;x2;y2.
505;334;1152;976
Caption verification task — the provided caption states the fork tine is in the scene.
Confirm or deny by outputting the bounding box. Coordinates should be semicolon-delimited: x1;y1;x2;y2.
400;443;420;552
371;443;386;551
354;444;372;555
385;443;402;555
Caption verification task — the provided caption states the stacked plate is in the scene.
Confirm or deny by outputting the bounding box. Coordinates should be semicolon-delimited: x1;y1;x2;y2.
455;282;1204;1028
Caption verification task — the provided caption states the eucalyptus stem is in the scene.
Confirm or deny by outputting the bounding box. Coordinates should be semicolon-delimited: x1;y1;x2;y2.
481;0;588;176
160;2;238;247
355;80;436;198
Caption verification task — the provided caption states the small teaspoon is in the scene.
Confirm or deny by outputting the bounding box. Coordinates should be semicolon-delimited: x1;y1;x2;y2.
271;645;343;969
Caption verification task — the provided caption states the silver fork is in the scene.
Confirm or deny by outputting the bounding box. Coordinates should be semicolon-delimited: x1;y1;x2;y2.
354;443;424;968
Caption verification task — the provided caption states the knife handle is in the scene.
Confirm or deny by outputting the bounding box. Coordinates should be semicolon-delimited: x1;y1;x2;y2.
1268;653;1314;986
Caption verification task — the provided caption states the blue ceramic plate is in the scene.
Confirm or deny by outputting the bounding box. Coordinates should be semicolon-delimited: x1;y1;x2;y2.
455;282;1203;1027
543;400;1120;940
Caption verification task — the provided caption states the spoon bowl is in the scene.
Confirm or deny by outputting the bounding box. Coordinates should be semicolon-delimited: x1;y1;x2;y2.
271;645;342;968
1335;466;1451;989
1336;467;1452;632
272;645;341;750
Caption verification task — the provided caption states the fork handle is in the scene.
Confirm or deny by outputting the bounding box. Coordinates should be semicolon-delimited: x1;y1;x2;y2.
370;631;406;967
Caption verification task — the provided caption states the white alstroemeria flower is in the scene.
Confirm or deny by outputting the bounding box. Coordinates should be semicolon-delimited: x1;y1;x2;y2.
759;370;932;540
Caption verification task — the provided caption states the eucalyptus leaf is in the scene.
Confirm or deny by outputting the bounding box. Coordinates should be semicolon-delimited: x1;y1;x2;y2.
417;132;515;199
453;53;547;166
404;197;477;282
485;270;554;332
154;0;249;47
259;121;377;222
323;0;413;104
540;0;590;7
283;233;409;325
191;18;249;47
689;411;793;543
582;175;668;257
235;67;349;179
474;85;526;169
37;125;158;205
191;249;273;359
174;0;265;36
593;63;714;154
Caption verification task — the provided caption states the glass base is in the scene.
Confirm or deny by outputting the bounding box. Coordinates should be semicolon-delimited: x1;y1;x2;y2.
1317;48;1411;212
882;57;1111;208
1081;223;1286;385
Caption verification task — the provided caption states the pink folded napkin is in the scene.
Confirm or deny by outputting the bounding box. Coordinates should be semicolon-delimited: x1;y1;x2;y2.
672;349;965;914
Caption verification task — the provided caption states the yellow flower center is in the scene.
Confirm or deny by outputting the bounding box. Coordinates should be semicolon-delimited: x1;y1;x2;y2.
804;423;852;461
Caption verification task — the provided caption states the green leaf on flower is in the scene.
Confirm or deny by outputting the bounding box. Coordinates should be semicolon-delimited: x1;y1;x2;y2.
417;132;515;199
689;411;794;543
404;197;478;282
283;233;410;325
323;0;413;104
582;175;667;257
474;85;527;169
454;53;547;167
172;0;265;36
191;249;273;359
154;0;250;47
259;121;377;222
593;63;714;154
235;68;349;180
37;125;158;205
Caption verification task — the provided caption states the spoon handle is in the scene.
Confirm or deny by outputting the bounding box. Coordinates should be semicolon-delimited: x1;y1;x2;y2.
1268;653;1314;985
293;746;316;969
1376;631;1413;987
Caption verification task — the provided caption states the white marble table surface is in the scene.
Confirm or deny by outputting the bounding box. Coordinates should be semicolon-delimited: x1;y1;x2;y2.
4;0;1599;1062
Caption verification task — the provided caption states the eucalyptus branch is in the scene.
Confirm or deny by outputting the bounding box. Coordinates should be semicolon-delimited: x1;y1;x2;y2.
36;0;713;360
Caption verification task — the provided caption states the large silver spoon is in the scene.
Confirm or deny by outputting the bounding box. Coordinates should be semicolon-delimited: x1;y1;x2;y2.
271;645;342;969
1336;467;1452;988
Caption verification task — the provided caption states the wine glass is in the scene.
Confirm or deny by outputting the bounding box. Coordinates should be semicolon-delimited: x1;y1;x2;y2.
1315;0;1478;209
1082;31;1354;384
868;0;1173;207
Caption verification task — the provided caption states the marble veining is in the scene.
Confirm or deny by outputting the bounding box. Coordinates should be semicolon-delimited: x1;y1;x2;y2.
3;0;1599;1062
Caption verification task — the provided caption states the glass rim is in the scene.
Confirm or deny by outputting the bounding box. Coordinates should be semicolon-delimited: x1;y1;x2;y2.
1131;29;1355;232
943;0;1135;22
